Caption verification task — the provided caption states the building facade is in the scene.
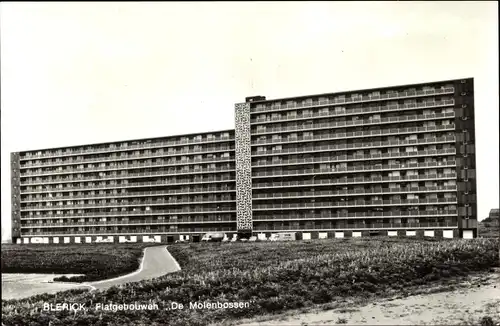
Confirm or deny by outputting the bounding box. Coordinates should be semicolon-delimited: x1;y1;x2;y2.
11;78;477;244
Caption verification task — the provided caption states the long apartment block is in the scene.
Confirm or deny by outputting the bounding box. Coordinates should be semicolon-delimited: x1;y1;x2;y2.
11;78;477;244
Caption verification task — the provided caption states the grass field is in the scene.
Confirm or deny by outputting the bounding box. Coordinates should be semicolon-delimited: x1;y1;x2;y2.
2;237;499;326
1;243;158;282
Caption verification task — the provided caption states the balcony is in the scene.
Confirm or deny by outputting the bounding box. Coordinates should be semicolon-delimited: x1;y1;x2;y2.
21;178;236;195
252;173;457;188
21;147;236;168
253;123;454;137
21;198;236;211
21;168;236;186
252;161;456;178
252;198;457;211
254;210;458;219
252;148;457;168
20;137;236;161
252;124;455;146
21;156;235;173
250;88;455;114
251;100;455;124
252;136;456;157
252;221;458;231
252;185;457;199
21;188;236;203
21;227;235;236
21;208;238;220
252;111;455;135
21;217;236;228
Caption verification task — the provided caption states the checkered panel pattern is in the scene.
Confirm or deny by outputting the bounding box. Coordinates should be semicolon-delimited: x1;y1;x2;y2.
235;103;253;230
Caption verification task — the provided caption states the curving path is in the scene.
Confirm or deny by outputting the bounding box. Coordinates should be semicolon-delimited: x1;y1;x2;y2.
2;245;180;300
85;245;181;290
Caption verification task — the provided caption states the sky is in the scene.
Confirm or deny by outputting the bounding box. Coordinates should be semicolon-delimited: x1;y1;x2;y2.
1;2;498;241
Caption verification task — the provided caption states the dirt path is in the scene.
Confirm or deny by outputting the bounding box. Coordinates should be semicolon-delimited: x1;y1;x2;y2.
86;245;180;290
237;272;500;326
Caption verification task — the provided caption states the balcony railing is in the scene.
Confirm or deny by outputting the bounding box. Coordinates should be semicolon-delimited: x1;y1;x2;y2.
20;137;236;161
251;100;455;124
21;178;236;195
252;124;455;146
21;218;236;228
22;188;236;203
21;148;236;169
21;198;236;211
21;156;235;170
252;185;457;199
21;210;458;224
22;161;235;177
21;168;236;186
252;173;457;188
21;208;237;220
254;210;458;219
21;227;235;236
253;222;458;231
250;87;455;114
252;112;455;135
252;136;455;157
252;198;457;211
252;148;457;167
252;161;456;178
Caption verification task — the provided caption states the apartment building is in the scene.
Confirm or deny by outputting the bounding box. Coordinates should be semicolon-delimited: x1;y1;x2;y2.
11;130;236;244
11;78;477;244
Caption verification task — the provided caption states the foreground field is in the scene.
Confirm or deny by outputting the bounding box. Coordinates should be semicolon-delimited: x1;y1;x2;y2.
2;238;499;326
1;243;157;282
236;271;500;326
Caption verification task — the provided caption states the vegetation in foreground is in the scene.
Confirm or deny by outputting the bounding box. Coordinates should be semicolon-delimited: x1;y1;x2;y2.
2;237;499;326
0;243;157;282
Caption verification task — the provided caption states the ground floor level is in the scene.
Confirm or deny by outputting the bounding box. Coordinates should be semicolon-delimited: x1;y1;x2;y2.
14;227;476;244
